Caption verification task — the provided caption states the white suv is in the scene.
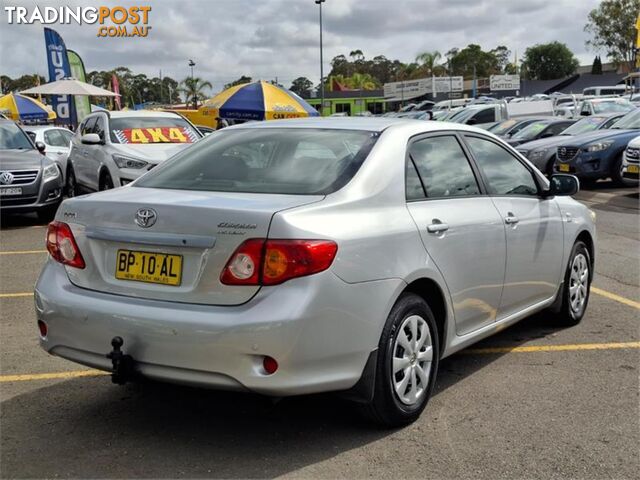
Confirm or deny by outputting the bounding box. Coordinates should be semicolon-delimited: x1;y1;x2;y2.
66;111;202;195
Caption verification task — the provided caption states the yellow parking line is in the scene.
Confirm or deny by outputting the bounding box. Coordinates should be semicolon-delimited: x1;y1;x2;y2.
592;287;640;310
0;370;107;383
1;342;639;383
0;250;47;255
0;292;33;298
463;341;640;355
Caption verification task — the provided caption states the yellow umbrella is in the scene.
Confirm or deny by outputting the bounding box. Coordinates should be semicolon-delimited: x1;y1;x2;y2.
0;93;56;121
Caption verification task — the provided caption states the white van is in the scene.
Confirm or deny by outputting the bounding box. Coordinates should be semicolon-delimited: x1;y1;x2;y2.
582;86;628;97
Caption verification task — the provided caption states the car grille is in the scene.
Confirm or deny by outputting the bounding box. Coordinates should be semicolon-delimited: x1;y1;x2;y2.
556;147;579;162
625;147;639;163
0;169;39;185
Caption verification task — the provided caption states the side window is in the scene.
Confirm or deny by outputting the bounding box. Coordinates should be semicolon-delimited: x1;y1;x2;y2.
465;136;538;196
94;116;106;141
44;130;66;147
471;108;495;124
405;158;425;200
82;117;97;135
601;116;619;129
59;130;73;144
409;135;480;198
548;122;570;136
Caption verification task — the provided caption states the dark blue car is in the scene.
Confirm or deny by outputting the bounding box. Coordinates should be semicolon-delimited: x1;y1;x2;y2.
554;109;640;186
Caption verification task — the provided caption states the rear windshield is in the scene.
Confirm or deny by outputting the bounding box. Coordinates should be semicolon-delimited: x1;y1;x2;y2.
591;99;634;114
135;128;379;195
110;116;200;144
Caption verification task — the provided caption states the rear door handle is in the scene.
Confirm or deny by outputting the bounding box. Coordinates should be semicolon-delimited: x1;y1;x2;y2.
427;220;449;233
504;212;519;225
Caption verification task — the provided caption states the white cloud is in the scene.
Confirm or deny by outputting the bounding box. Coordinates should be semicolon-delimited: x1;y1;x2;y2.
0;0;602;92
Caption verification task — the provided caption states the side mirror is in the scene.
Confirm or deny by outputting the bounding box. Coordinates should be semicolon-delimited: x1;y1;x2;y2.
35;141;46;153
547;174;579;196
81;133;103;145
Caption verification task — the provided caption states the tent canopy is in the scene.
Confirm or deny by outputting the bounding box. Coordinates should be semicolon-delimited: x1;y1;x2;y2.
21;78;119;97
0;93;56;121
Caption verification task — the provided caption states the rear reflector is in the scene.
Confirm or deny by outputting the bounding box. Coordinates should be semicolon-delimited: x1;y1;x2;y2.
46;221;85;269
221;239;337;286
37;320;48;338
263;356;278;375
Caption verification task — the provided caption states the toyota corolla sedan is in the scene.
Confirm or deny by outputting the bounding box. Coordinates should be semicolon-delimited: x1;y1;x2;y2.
35;118;596;426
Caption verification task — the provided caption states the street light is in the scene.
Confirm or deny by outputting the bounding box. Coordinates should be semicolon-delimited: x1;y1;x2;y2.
315;0;325;116
188;59;196;108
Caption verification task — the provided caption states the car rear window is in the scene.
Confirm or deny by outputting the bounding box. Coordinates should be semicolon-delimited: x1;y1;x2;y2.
135;128;379;195
109;116;200;144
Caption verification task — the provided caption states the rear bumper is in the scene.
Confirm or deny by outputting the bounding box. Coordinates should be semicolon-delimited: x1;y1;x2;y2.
34;261;402;396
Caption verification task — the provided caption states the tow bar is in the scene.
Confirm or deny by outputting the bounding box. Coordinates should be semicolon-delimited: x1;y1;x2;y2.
106;336;134;385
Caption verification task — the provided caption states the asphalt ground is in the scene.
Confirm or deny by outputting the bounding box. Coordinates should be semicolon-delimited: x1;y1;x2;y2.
0;182;638;479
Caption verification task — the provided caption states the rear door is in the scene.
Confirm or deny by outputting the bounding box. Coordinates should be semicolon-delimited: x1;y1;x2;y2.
405;133;507;335
463;134;564;318
73;116;96;187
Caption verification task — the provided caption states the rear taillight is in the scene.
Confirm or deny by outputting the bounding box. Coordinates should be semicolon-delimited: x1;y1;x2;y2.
221;239;337;286
46;221;85;269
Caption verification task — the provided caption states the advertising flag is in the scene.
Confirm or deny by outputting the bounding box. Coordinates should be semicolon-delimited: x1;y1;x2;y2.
44;27;76;126
67;50;90;123
112;74;122;110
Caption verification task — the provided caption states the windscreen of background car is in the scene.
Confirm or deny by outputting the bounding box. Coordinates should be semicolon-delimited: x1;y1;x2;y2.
511;121;550;140
0;122;34;150
610;109;640;129
592;100;634;114
488;119;518;135
135;128;379;195
110;117;200;144
561;116;606;135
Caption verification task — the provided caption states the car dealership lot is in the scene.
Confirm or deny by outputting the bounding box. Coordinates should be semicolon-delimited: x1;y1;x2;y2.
0;184;638;479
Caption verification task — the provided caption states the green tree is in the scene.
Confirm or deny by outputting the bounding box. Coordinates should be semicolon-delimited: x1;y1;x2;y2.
449;44;500;78
223;75;252;90
585;0;640;72
491;46;512;73
179;77;212;109
521;42;579;80
591;55;603;74
289;77;313;96
415;51;441;76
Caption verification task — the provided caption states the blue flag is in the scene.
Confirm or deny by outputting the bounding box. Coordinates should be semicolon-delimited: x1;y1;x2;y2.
44;27;76;127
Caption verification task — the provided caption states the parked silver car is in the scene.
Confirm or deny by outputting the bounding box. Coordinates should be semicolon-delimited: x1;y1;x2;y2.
35;118;596;426
66;110;202;195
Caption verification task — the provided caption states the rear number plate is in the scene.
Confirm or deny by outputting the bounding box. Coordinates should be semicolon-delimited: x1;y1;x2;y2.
115;249;182;286
558;164;570;172
0;187;22;196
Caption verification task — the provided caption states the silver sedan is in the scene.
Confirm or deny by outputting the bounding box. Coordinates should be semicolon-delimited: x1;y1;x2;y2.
35;118;596;427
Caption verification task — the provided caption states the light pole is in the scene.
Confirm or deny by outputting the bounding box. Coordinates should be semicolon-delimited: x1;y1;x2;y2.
315;0;326;116
188;59;196;108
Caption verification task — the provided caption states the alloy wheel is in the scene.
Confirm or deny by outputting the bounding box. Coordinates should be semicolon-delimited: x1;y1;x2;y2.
392;314;433;406
569;253;589;315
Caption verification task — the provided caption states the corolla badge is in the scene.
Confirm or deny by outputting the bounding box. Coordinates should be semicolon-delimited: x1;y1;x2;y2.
135;208;157;228
0;171;14;185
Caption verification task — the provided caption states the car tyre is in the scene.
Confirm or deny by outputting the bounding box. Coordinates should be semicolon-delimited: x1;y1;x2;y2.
552;240;591;326
37;202;60;223
99;171;114;191
361;293;439;427
66;165;78;197
611;154;634;187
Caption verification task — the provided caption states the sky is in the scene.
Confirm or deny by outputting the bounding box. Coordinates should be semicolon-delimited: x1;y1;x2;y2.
1;0;603;93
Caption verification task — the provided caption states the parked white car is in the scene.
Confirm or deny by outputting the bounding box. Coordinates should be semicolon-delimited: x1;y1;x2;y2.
24;125;74;182
622;135;640;181
66;110;202;195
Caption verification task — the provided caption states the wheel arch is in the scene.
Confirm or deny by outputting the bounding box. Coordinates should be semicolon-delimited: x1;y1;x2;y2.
575;230;595;279
403;277;448;358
